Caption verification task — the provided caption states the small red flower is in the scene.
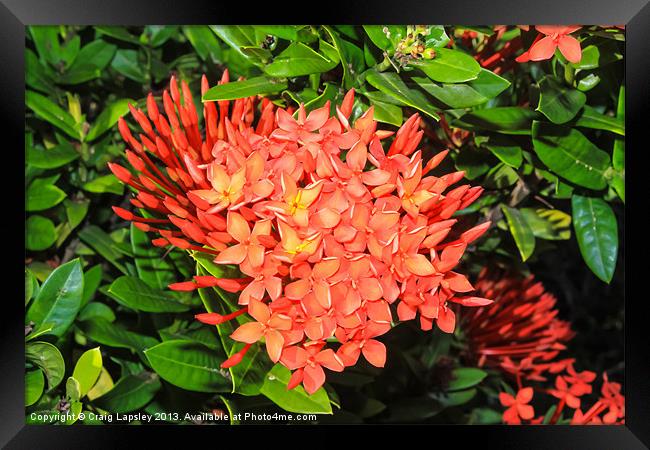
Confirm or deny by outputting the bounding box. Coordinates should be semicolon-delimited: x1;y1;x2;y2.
499;387;535;424
516;26;582;63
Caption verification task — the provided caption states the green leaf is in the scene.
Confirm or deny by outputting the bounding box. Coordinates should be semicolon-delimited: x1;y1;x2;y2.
130;223;176;290
255;25;299;41
260;364;332;414
265;42;338;77
25;49;54;93
85;98;132;142
413;69;509;108
111;50;146;83
572;195;618;283
483;163;519;189
612;85;625;202
78;225;127;274
72;347;103;397
574;104;624;136
27;141;79;169
454;107;540;134
202;76;287;101
482;137;523;168
370;98;403;126
81;264;102;306
531;121;610;190
25;341;65;390
26;259;84;337
365;69;439;120
78;302;115;322
502;206;536;261
25;369;45;406
82;174;124;195
66;376;82;402
448;368;487;391
78;318;159;353
94;372;161;413
107;276;190;313
144;340;231;393
410;48;481;83
25;268;39;305
26;176;67;211
182;26;222;62
86;367;114;401
95;26;141;44
520;208;572;240
536;76;586;124
210;25;257;61
141;25;177;47
26;90;81;140
26;215;57;251
571;40;623;69
59;40;117;85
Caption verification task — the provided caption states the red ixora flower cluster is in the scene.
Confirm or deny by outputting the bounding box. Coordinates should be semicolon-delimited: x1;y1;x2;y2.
464;268;624;425
110;72;493;395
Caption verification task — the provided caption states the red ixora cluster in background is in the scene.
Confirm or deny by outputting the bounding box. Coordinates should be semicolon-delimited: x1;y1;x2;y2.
464;268;625;425
110;72;493;394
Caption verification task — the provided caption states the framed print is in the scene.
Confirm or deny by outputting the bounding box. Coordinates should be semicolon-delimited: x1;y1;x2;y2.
4;0;650;447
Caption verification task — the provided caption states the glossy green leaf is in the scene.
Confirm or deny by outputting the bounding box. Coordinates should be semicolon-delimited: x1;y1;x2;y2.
144;340;230;393
574;105;624;136
82;174;124;195
78;318;159;353
612;85;625;202
141;26;177;47
182;26;222;62
72;347;103;397
410;48;481;82
254;25;299;41
26;215;57;251
413;69;509;108
78;225;127;274
454;107;540;134
107;276;189;313
94;372;161;413
66;376;82;402
210;25;257;60
532;121;610;190
25;268;39;305
85;98;132;142
571;40;623;70
363;25;393;51
536;76;586;124
260;364;332;414
59;40;117;85
265;42;338;77
572;195;618;283
26;258;83;337
130;223;176;290
27;141;79;169
25;48;54;92
502;206;536;261
111;50;146;83
482;137;523;168
25;341;65;390
26;90;81;140
81;264;102;307
78;302;115;322
25;369;45;406
26;176;67;211
520;208;572;240
95;26;141;44
448;368;487;391
365;69;439;120
202;76;287;101
86;367;114;401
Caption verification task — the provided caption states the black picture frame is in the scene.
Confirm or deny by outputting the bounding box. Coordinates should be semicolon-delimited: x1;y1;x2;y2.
5;1;649;447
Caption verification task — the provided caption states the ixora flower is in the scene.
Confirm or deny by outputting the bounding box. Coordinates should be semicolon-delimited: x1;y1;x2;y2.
463;268;624;425
110;72;492;395
516;25;582;64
